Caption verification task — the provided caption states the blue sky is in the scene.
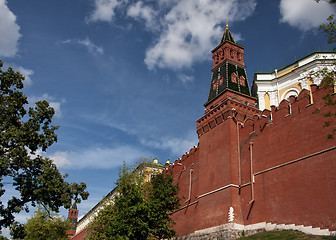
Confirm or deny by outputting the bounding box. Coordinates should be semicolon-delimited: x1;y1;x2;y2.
0;0;334;231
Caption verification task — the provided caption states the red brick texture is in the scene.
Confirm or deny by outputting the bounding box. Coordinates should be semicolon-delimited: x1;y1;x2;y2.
168;84;336;237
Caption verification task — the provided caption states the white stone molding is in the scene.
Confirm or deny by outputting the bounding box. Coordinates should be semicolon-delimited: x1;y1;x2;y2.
281;87;300;101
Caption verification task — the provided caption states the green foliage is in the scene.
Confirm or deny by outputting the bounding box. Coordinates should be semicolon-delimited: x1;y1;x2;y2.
23;206;71;240
309;66;336;138
319;72;336;138
87;161;180;240
315;0;336;51
238;229;336;240
146;171;180;239
0;59;89;228
320;14;336;51
313;0;336;138
10;222;25;239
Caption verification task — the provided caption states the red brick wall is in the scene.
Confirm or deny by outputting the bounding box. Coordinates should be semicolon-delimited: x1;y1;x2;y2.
71;229;87;240
169;96;260;235
170;84;336;237
239;85;336;230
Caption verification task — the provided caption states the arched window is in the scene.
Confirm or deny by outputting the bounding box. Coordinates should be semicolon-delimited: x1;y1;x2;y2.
230;49;235;58
281;88;300;101
237;51;242;61
239;76;245;86
231;73;237;83
212;80;218;90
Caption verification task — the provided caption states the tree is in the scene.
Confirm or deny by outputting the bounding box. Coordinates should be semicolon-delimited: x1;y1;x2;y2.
146;171;180;239
23;206;70;240
9;222;25;239
313;0;336;138
316;0;336;50
0;60;89;230
87;161;180;240
312;71;336;139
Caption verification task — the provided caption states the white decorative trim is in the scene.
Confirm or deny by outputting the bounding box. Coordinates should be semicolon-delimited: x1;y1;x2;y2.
281;87;300;101
253;52;336;110
228;207;234;222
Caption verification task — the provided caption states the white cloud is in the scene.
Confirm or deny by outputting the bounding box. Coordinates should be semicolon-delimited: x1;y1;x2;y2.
279;0;335;31
61;37;104;55
88;0;128;22
144;0;257;70
232;32;243;42
178;73;194;83
48;146;150;169
48;151;72;168
0;0;21;57
140;131;198;156
2;63;34;86
29;94;65;118
87;0;257;71
16;66;34;86
78;38;104;55
127;1;158;31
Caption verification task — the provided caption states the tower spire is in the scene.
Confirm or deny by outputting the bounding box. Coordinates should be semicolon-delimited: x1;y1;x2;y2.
66;200;79;237
220;23;236;44
205;25;255;112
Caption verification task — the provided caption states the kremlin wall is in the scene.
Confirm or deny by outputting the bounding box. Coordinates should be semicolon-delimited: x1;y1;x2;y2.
70;25;336;239
168;84;335;239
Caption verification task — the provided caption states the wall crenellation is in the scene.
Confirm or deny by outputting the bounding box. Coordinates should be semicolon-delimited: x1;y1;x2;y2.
197;98;259;137
241;83;334;136
166;145;199;173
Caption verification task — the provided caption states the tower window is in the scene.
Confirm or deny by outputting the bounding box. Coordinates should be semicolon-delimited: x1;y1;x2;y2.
219;49;224;59
214;54;219;64
231;73;237;83
239;76;245;86
238;52;242;61
212;80;218;90
230;49;235;58
218;76;223;86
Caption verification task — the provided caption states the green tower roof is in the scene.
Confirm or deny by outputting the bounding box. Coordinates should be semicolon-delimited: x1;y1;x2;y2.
220;24;236;44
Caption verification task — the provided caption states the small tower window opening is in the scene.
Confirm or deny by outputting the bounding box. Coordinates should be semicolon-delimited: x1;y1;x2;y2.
219;49;224;59
238;52;242;61
230;49;235;58
218;76;224;85
239;76;245;86
231;73;237;83
215;54;219;64
213;80;218;90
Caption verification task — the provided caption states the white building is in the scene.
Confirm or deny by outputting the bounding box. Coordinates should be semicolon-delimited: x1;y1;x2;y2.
252;52;336;110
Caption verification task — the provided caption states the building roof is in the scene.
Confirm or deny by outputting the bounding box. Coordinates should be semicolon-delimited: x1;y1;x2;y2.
71;200;77;210
253;51;336;81
212;24;244;53
220;24;236;44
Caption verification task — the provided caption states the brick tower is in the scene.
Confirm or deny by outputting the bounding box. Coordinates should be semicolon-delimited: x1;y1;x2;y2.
168;24;336;239
195;23;258;230
170;25;259;237
66;201;79;238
